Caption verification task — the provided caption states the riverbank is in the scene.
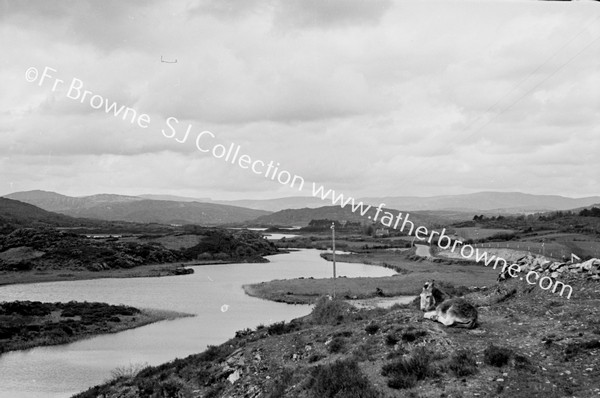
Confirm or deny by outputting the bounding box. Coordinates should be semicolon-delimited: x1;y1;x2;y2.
0;262;199;286
0;253;288;286
0;301;192;355
244;250;500;304
74;275;600;398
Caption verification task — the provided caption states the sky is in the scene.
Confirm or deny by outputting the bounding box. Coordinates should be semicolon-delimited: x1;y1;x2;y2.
1;0;599;200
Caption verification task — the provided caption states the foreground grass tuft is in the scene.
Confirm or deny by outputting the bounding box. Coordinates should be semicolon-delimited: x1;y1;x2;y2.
483;344;512;367
311;296;354;325
381;346;439;389
308;359;380;397
447;349;478;377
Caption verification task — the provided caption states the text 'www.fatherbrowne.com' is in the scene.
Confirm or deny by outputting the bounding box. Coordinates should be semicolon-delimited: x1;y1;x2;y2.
25;65;573;299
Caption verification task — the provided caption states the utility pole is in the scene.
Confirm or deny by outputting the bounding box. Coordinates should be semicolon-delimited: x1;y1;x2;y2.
331;222;336;298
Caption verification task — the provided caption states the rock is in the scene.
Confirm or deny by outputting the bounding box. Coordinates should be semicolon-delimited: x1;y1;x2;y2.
581;259;596;271
228;369;241;384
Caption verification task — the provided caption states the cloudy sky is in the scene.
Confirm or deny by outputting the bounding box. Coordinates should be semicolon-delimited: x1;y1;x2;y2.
1;0;599;200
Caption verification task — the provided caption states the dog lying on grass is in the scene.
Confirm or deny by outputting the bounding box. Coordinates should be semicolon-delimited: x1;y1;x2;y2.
420;280;478;329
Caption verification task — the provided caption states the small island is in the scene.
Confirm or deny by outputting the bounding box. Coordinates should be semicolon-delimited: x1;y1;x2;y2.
0;300;191;354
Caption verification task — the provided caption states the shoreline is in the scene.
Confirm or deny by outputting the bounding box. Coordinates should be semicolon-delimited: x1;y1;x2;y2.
0;255;279;287
0;304;193;356
244;249;500;304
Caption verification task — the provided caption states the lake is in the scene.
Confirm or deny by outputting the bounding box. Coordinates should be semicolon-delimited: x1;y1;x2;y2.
0;249;397;398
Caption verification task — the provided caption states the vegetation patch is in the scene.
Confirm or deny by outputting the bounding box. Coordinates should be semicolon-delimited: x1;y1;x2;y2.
381;346;440;389
483;344;513;367
0;301;186;354
308;359;380;398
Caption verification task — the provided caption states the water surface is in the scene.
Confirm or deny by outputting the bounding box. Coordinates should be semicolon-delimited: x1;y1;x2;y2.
0;249;397;398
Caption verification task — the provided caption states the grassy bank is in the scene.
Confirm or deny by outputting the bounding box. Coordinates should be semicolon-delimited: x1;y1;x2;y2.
244;251;500;304
0;301;192;354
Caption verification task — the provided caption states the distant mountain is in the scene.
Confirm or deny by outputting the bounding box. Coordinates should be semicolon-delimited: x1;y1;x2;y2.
359;192;600;212
5;190;143;212
213;196;328;212
246;205;444;229
59;200;271;225
194;192;600;213
0;198;85;230
4;191;271;226
139;194;213;202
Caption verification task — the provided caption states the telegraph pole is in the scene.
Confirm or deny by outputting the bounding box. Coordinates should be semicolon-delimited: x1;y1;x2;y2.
331;222;336;298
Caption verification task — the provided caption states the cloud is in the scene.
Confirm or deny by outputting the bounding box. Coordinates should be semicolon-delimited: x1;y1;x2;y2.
273;0;392;29
1;0;599;199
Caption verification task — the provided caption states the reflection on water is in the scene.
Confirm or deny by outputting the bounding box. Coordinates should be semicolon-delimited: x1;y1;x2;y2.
0;249;397;398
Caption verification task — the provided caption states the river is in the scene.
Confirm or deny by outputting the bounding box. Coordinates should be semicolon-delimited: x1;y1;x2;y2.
0;249;397;398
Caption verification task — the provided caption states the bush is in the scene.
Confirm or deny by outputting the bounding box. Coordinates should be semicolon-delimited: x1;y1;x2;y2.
311;296;353;325
382;347;437;390
328;337;346;354
447;349;477;377
401;329;427;343
267;321;298;336
308;359;380;398
483;344;512;367
365;323;380;335
266;367;295;398
385;333;400;346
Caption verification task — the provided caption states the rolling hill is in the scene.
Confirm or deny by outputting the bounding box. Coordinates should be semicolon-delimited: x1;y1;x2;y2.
359;192;600;212
5;190;143;212
0;198;88;230
4;191;271;226
58;200;271;225
246;205;445;229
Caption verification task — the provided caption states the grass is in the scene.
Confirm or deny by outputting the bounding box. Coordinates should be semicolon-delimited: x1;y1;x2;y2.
244;250;498;304
447;349;478;377
483;344;513;367
308;359;380;398
381;346;439;389
311;296;355;325
0;301;192;355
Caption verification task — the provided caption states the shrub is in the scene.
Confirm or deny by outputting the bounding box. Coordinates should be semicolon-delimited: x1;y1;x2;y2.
109;362;149;381
328;337;346;354
382;347;437;390
447;349;477;377
267;321;298;336
365;323;380;335
308;353;326;363
308;359;380;398
385;333;400;346
401;329;427;343
311;296;353;325
513;354;533;371
483;344;512;367
353;337;379;362
266;367;294;398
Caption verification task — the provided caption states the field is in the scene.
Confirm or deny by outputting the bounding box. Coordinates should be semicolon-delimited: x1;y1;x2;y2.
453;227;515;240
244;250;499;304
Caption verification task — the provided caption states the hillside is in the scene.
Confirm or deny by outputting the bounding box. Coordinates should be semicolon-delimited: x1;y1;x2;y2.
73;275;600;398
360;192;600;212
0;198;91;232
0;226;278;284
4;191;271;226
5;190;143;212
60;200;271;225
246;205;446;229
